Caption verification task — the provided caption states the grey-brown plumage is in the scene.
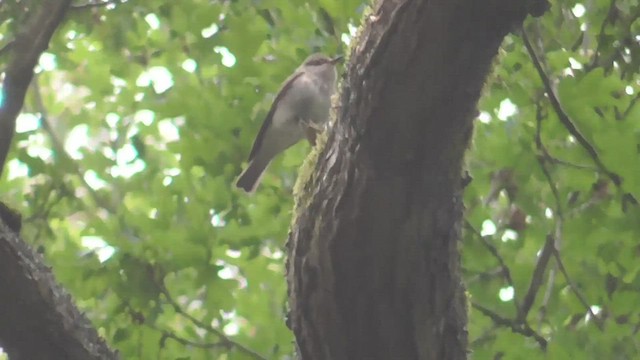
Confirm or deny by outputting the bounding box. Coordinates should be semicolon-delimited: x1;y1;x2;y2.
236;53;341;193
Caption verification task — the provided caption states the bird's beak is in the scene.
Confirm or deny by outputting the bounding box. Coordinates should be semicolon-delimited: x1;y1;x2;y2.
330;56;344;64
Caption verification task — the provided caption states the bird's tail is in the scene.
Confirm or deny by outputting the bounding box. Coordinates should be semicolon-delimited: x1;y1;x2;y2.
236;157;270;193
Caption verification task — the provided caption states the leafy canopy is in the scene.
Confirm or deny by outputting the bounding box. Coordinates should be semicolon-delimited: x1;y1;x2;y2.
0;0;639;359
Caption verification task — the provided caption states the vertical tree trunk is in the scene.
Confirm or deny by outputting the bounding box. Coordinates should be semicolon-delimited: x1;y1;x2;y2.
286;0;544;359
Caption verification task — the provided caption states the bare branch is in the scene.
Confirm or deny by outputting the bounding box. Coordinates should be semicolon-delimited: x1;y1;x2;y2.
534;103;597;172
534;104;564;218
536;264;556;329
522;28;621;188
31;78;115;213
518;235;554;322
469;324;498;348
465;221;519;311
0;213;119;359
532;100;564;330
71;0;123;10
157;280;268;360
0;0;73;177
552;248;605;330
472;302;547;350
587;0;618;71
145;322;228;350
620;91;640;120
531;98;606;331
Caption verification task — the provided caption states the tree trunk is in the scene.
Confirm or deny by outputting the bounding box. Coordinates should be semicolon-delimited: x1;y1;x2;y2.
286;0;545;359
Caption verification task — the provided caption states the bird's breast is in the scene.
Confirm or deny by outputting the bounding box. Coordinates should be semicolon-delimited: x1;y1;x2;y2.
272;76;331;128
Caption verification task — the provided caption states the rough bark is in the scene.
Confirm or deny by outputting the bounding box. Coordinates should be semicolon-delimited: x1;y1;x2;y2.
0;204;119;360
0;2;119;358
0;0;72;177
287;0;547;359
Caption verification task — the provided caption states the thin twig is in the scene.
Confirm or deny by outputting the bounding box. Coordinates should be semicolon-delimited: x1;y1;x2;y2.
469;324;498;348
158;282;268;360
537;156;562;213
464;267;503;285
547;157;596;171
534;102;596;172
533;98;603;331
465;221;519;311
587;0;618;71
145;322;228;350
71;0;123;10
552;248;604;330
472;302;548;350
534;103;564;218
536;264;556;330
517;235;554;322
522;28;621;187
32;78;115;212
533;101;564;329
620;91;640;120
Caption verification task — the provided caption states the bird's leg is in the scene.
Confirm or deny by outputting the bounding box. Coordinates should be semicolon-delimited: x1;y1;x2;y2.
306;127;317;146
299;118;324;146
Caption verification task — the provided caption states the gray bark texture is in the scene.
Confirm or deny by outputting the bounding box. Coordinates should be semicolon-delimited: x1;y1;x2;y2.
0;204;119;360
0;1;119;359
286;0;547;359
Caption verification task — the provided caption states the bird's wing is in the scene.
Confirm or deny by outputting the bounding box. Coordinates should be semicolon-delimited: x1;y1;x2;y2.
246;71;305;161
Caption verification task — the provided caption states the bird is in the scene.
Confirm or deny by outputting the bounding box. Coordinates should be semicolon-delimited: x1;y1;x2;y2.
235;53;342;193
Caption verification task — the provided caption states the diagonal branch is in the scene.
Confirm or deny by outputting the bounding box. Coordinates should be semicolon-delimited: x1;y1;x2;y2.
0;214;119;359
552;248;604;330
587;0;618;71
472;302;547;350
521;28;621;187
0;0;73;178
145;321;229;350
620;91;640;120
534;103;564;218
533;101;562;329
157;279;268;360
71;0;124;10
517;235;555;322
533;99;605;331
465;221;520;311
534;101;596;172
31;78;115;212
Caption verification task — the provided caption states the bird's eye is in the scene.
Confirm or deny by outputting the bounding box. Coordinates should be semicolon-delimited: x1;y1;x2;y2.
306;59;327;66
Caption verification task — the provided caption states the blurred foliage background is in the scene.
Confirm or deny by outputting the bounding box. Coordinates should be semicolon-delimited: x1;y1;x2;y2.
0;0;639;359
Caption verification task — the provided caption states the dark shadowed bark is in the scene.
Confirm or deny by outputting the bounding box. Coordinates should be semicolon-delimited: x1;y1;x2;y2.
0;0;73;177
0;205;119;360
0;1;119;359
286;0;547;359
